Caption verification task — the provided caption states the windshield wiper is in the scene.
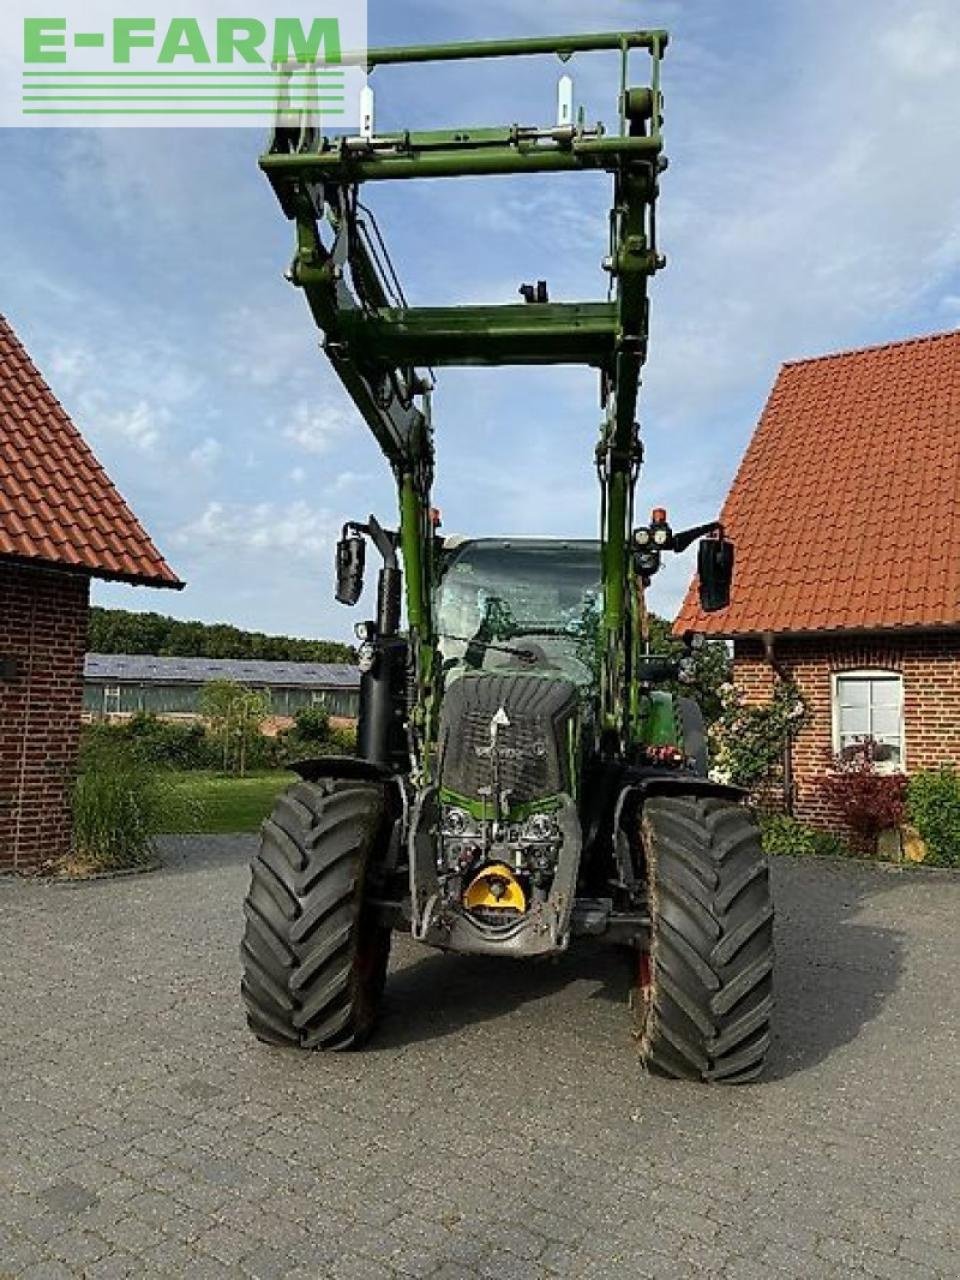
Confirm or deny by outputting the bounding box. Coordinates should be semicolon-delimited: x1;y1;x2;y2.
439;633;539;668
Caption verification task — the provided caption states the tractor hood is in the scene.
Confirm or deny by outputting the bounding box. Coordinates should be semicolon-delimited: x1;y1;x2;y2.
437;672;579;811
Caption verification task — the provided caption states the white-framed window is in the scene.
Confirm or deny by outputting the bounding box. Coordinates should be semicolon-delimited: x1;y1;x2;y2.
832;671;904;770
103;684;122;715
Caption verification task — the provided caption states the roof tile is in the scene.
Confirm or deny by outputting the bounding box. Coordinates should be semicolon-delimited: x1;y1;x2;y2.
676;329;960;636
0;314;180;588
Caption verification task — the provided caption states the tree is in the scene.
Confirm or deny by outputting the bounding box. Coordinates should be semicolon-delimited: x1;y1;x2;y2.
646;613;731;724
199;680;269;776
199;680;238;773
89;607;355;664
234;687;271;778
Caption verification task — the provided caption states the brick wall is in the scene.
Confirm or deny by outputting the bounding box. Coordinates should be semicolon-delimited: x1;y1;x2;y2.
0;562;89;873
733;631;960;828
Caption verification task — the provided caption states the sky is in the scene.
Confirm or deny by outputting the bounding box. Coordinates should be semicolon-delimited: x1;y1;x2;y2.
2;0;959;642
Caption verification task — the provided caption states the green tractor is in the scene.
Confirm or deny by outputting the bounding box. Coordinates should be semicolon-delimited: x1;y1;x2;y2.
241;30;773;1082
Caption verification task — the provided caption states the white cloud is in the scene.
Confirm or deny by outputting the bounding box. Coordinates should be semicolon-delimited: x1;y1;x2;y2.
49;345;92;388
283;400;352;454
188;437;223;468
174;499;331;559
637;0;960;447
331;470;371;491
97;400;167;453
9;0;960;643
879;9;960;78
224;301;319;388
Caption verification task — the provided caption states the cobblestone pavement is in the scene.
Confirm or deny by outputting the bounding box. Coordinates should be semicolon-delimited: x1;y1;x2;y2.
1;840;959;1280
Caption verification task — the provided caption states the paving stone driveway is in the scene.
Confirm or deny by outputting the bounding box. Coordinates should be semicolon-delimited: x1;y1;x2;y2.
1;841;959;1280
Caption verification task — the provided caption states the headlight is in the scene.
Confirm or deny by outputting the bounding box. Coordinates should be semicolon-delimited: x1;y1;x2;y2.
357;641;376;674
652;526;670;547
443;807;471;836
523;812;556;841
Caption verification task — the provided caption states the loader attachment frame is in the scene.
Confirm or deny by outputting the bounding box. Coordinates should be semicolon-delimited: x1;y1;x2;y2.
261;29;668;761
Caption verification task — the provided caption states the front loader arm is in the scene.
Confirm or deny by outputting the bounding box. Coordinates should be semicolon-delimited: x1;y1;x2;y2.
262;29;668;749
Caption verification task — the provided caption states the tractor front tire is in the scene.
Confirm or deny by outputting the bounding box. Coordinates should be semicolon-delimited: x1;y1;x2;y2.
635;795;773;1083
241;778;391;1050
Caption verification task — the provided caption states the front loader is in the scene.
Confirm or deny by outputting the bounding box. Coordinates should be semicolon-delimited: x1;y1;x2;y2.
240;30;774;1082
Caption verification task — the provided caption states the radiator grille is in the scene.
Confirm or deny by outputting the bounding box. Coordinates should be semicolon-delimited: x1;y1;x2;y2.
438;673;577;806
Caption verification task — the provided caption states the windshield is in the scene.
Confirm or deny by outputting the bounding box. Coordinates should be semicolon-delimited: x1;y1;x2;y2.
436;538;601;685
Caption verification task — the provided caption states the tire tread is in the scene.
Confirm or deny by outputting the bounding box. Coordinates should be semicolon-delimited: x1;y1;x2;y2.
636;795;774;1084
240;778;390;1051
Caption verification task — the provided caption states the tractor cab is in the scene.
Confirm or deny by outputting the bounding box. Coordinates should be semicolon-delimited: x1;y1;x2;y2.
436;536;601;689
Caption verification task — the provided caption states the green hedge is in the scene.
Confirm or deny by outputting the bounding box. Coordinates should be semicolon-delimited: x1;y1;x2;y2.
82;713;217;770
907;768;960;868
82;713;287;771
81;708;359;775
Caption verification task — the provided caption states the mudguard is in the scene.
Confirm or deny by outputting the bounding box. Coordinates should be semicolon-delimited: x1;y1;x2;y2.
290;756;398;784
612;773;748;896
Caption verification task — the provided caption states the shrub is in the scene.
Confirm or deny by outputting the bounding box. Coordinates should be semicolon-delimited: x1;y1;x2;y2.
279;717;356;764
80;715;217;771
72;751;166;871
327;722;357;755
124;713;216;770
79;719;127;766
816;740;908;856
709;681;807;791
759;814;851;859
907;768;960;867
292;704;331;743
242;730;284;771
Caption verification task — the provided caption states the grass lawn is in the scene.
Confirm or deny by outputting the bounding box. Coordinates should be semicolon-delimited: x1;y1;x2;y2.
160;770;296;835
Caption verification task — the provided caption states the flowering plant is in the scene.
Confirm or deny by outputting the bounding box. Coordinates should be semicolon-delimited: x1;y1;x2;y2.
709;681;806;790
817;739;907;855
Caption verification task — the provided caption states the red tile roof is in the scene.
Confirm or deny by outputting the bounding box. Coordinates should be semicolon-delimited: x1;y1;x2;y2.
0;315;181;588
675;329;960;637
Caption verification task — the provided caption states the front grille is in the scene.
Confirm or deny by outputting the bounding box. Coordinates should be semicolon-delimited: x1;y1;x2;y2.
438;673;577;807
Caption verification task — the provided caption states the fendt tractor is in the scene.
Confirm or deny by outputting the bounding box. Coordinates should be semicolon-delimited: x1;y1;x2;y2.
240;30;775;1082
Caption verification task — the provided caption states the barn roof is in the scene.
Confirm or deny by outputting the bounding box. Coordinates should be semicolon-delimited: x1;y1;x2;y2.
675;329;960;637
0;314;181;588
84;653;360;688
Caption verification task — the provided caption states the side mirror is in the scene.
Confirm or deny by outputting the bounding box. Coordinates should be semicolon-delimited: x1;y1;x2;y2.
698;537;734;613
335;533;365;606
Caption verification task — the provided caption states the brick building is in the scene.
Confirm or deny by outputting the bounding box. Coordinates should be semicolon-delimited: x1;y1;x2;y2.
676;330;960;826
0;316;180;873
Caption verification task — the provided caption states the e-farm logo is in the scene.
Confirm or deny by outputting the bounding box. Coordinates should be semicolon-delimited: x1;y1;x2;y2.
2;1;366;127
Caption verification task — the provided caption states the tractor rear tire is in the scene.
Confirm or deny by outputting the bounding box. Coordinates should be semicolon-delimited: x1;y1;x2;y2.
241;778;391;1050
635;795;773;1083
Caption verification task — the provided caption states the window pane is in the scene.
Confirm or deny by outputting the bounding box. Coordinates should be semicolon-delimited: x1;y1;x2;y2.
871;706;900;738
839;706;870;736
837;678;869;707
870;678;902;709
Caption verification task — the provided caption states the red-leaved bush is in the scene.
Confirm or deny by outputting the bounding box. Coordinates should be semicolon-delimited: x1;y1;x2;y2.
816;740;908;855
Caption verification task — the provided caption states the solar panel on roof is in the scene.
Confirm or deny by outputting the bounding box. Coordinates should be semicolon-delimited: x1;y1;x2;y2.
84;654;360;687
